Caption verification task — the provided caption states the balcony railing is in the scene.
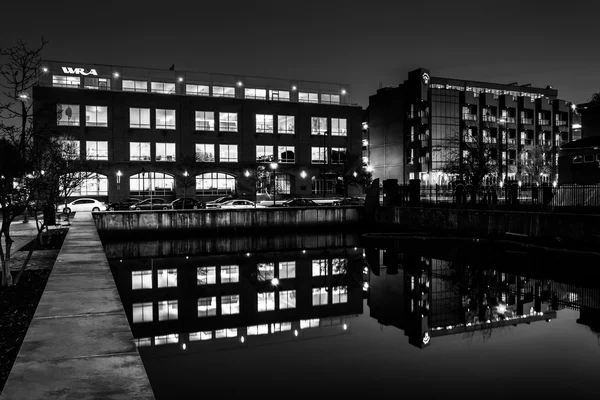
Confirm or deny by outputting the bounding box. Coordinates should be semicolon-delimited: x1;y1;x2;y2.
538;119;550;126
556;120;568;126
503;117;516;124
520;118;533;124
462;114;477;121
482;115;497;122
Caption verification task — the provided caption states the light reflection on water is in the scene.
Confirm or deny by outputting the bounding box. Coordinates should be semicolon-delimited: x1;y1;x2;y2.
105;234;600;399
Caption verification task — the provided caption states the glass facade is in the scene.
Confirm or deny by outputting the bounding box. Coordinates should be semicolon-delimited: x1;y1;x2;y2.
430;89;460;183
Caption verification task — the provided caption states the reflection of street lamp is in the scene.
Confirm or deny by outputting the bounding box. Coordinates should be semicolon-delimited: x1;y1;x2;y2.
116;170;122;198
270;162;278;206
183;170;189;196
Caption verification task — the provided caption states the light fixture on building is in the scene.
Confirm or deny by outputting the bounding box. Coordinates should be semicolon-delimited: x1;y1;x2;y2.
244;170;250;177
571;104;577;110
182;343;187;350
113;72;120;78
294;330;299;337
362;139;369;146
291;85;297;91
572;123;582;129
363;282;369;291
178;77;183;82
341;89;346;95
271;278;279;286
353;171;358;178
362;122;368;129
343;324;348;330
42;67;48;73
183;170;188;177
366;165;374;172
237;81;243;87
300;170;307;179
240;336;245;343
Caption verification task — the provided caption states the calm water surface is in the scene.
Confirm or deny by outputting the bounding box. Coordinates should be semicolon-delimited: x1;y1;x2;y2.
104;233;600;399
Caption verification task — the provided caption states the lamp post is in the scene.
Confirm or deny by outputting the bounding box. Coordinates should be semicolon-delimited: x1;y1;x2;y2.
270;162;278;206
116;170;122;199
141;168;146;200
183;170;189;197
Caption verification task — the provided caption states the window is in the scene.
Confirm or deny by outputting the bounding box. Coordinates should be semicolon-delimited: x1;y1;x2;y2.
157;269;177;288
213;86;235;98
195;111;215;131
312;287;328;306
311;147;327;164
331;118;347;136
245;88;266;100
132;270;152;290
130;108;151;129
132;302;153;323
85;106;108;127
53;75;80;88
584;154;594;163
321;94;340;104
220;265;239;283
60;140;80;160
156;109;176;130
299;92;318;103
221;295;240;315
277;116;295;134
151;82;176;94
196;173;236;195
332;286;348;304
155;334;178;345
331;147;347;164
219;112;238;132
271;322;292;332
158;300;178;321
189;331;212;341
278;146;295;163
135;338;152;347
312;179;334;195
300;319;320;329
215;328;237;338
198;296;217;317
84;77;110;90
332;258;347;275
257;292;275;312
256;145;274;163
156;142;176;162
69;173;108;196
269;90;290;101
186;84;210;96
219;144;238;162
279;290;296;309
122;80;148;92
275;174;291;194
247;324;269;336
311;117;327;135
257;263;275;281
57;104;80;126
195;144;215;162
86;141;108;160
129;172;174;195
197;266;216;285
278;261;296;279
312;259;327;276
130;142;151;161
256;114;274;133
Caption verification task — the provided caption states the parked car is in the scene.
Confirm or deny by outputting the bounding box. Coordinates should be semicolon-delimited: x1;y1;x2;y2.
106;197;142;211
333;197;366;206
205;196;237;208
281;198;319;207
129;198;170;210
170;198;205;210
217;199;265;209
57;198;107;214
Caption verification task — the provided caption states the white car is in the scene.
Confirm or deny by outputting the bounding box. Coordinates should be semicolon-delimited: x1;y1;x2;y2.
57;198;106;214
217;199;265;209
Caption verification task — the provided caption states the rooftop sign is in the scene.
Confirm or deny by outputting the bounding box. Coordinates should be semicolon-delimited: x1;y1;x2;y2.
61;67;98;76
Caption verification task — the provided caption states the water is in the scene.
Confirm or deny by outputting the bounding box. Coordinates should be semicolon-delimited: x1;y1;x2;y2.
105;233;600;399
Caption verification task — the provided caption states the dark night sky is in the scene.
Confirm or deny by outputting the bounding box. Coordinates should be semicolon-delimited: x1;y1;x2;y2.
2;0;599;107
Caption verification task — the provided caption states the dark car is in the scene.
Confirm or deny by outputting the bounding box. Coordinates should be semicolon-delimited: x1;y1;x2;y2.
129;198;170;210
170;198;205;210
205;196;237;208
334;197;366;206
281;198;318;207
106;197;141;211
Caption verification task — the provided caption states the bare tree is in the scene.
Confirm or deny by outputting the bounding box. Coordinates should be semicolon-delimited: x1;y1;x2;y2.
337;153;372;197
519;145;552;185
589;91;600;103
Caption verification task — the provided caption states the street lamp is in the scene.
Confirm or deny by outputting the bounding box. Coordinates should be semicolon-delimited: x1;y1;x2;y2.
183;170;189;196
116;170;122;197
270;162;278;206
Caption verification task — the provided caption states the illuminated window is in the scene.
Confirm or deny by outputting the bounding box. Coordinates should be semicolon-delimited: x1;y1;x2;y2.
215;328;237;338
151;82;175;94
219;144;238;162
84;77;110;90
311;147;327;164
189;331;212;341
257;292;275;312
278;146;295;164
332;258;347;275
53;75;80;88
60;140;80;160
132;270;152;290
256;114;274;133
68;173;108;196
277;115;295;134
195;111;215;131
257;263;275;281
195;144;215;162
85;106;108;127
86;141;108;161
195;173;236;195
156;142;176;162
213;86;235;98
321;94;340;104
245;88;266;100
278;261;296;279
221;295;240;315
279;290;296;309
198;296;217;317
157;269;177;288
271;322;292;332
312;259;327;276
57;104;80;126
197;267;216;285
311;117;327;135
299;92;318;103
332;286;348;304
300;318;320;329
312;287;328;305
122;80;148;92
331;118;347;136
220;265;239;283
129;172;174;196
247;324;269;335
331;147;347;165
158;300;178;321
129;142;151;161
155;334;178;345
219;113;238;132
156;109;176;130
135;338;151;347
275;174;291;194
269;90;290;101
129;108;150;129
186;84;210;96
132;302;153;323
256;145;274;163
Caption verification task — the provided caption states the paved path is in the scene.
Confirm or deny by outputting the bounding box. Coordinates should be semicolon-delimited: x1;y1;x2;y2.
0;212;155;400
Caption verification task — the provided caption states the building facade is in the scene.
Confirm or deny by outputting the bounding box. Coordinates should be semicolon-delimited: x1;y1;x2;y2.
366;68;577;186
33;61;364;202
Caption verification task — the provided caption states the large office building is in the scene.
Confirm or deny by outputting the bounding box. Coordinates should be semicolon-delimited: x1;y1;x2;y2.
33;61;363;202
366;68;578;186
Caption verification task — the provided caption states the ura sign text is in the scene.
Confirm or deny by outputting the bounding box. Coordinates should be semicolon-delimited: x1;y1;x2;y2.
61;67;98;76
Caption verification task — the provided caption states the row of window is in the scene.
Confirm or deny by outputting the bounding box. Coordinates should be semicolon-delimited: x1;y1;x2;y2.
57;104;348;135
62;140;348;164
53;75;343;104
572;154;600;164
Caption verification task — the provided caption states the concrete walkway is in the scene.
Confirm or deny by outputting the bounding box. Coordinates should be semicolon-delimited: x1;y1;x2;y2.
0;212;155;400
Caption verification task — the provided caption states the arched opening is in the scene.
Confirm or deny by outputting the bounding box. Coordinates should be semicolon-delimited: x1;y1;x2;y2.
196;172;236;196
130;172;174;197
61;172;108;198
